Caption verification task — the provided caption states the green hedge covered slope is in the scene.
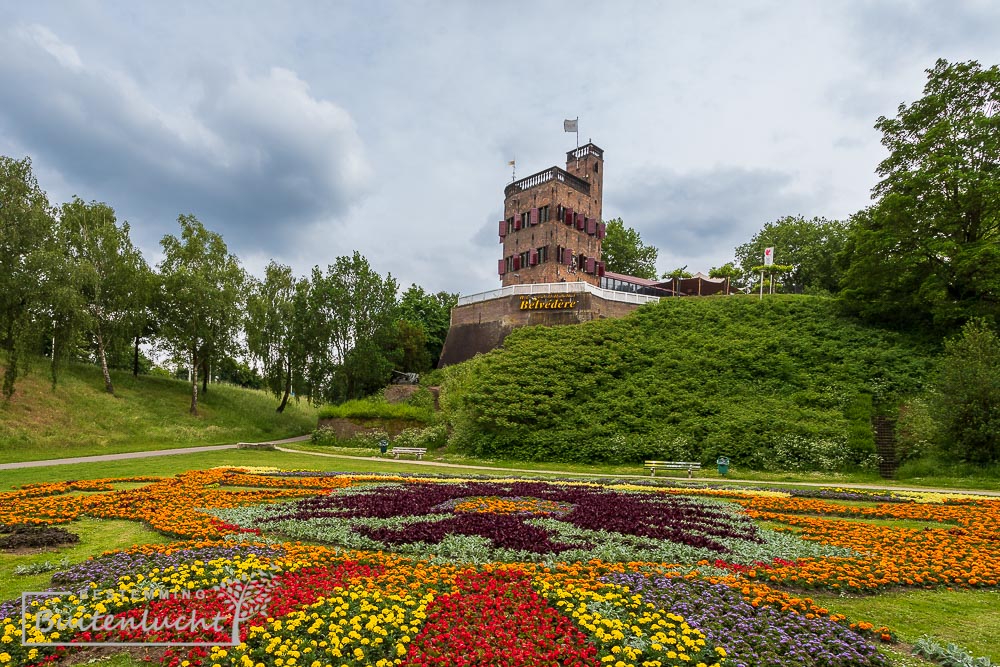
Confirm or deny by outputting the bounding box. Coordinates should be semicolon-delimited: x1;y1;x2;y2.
440;295;935;470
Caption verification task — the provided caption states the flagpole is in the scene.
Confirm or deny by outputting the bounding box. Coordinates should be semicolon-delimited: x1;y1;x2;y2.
575;117;579;149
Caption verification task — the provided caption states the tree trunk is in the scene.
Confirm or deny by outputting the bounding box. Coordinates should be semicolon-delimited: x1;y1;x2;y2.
201;356;209;395
276;358;291;413
133;335;140;378
190;348;199;415
3;322;17;401
95;321;114;395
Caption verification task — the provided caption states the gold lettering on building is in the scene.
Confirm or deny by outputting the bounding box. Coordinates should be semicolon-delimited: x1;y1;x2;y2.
517;294;579;310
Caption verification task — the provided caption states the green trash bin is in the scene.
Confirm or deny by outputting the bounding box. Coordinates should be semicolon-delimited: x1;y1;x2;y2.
716;456;730;476
379;439;389;456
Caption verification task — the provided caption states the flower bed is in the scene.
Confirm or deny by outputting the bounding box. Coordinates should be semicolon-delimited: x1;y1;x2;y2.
2;469;998;666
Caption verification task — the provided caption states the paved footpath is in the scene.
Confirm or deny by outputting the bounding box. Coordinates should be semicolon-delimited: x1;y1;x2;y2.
0;436;310;470
273;446;1000;497
2;438;998;497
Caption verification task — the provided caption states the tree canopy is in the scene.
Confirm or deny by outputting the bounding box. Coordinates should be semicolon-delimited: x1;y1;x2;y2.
397;284;457;370
841;59;1000;329
600;218;659;280
246;261;301;412
157;215;246;415
60;197;149;395
0;157;56;400
735;215;849;294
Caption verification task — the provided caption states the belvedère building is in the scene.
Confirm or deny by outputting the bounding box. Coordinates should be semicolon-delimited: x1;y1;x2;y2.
437;143;729;366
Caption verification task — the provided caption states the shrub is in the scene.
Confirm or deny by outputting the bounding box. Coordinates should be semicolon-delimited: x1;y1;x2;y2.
438;296;934;469
318;396;434;423
312;426;389;449
404;387;437;411
393;424;448;450
844;393;876;463
895;397;937;463
914;635;995;667
929;320;1000;464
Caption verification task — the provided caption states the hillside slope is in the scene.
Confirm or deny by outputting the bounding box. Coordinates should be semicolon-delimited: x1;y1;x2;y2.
0;360;317;463
440;295;936;469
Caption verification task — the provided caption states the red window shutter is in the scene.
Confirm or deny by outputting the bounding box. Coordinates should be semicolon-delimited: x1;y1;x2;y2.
499;221;507;238
576;213;585;230
529;249;538;265
586;258;596;274
565;207;574;225
597;222;606;239
530;207;539;225
498;259;506;275
513;256;521;271
598;261;606;277
514;215;522;231
565;249;574;266
587;218;596;235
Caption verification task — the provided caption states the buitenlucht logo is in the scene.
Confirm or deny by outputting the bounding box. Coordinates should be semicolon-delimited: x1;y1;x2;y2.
21;572;277;647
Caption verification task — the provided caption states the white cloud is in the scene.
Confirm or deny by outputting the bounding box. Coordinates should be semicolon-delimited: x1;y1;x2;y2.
0;1;998;296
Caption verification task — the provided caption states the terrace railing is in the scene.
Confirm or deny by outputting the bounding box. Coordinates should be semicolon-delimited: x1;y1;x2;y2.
457;281;661;307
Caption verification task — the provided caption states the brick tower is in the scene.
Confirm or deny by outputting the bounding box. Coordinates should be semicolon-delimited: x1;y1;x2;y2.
498;143;606;286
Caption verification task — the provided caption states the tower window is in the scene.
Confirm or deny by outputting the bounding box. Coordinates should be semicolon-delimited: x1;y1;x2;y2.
594;163;599;173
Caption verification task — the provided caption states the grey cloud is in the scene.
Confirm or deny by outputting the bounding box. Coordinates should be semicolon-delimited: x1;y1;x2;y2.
606;166;811;270
0;24;370;256
845;1;1000;68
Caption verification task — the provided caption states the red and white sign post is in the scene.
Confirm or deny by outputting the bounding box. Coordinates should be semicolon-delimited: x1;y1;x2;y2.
760;247;774;300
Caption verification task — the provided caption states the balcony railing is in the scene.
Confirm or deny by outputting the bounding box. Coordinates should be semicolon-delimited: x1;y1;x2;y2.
504;167;590;198
566;144;603;161
457;281;660;307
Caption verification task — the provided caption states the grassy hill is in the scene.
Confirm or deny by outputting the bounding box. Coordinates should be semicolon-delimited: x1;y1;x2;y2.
438;295;937;470
0;359;317;463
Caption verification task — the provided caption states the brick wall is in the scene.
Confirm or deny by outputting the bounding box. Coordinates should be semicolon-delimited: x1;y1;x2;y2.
498;144;605;287
438;290;641;366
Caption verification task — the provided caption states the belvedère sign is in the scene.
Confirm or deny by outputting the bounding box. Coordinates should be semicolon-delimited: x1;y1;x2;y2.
516;294;579;310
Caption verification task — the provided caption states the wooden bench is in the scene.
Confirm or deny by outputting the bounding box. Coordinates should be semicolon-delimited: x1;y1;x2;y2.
644;461;702;478
390;447;427;460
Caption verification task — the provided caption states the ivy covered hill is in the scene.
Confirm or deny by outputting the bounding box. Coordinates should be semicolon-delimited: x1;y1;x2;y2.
438;295;937;470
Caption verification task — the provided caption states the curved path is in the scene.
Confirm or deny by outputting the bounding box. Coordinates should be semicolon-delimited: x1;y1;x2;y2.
273;446;1000;497
0;436;309;470
2;437;998;497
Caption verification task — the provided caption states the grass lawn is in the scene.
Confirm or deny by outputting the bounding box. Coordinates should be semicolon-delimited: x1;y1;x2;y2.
815;589;1000;661
0;449;474;490
0;518;173;601
0;359;317;464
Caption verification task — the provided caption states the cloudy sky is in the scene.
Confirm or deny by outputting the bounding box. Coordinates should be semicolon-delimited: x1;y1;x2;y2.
2;1;998;294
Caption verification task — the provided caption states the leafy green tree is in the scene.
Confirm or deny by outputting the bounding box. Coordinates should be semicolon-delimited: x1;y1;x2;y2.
709;262;746;292
397;284;457;369
246;261;302;412
735;215;849;294
930;320;1000;463
749;264;795;295
600;218;659;280
390;319;431;373
841;59;1000;328
662;267;692;280
157;215;246;415
59;197;150;394
308;252;399;402
0;156;56;400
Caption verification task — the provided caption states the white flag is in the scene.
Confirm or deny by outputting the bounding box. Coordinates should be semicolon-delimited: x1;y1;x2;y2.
764;247;774;266
564;119;578;132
